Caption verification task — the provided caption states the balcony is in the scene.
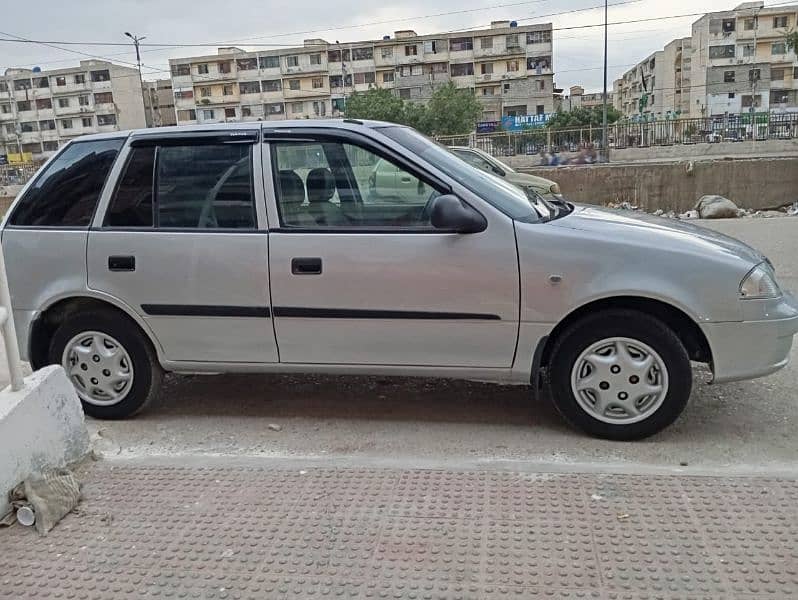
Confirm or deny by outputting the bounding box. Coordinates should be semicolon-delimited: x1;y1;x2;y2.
0;112;14;122
192;71;236;84
281;64;327;76
50;82;90;95
196;95;238;105
283;87;328;99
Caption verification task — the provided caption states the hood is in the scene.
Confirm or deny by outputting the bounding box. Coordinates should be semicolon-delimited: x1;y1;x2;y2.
551;204;765;266
505;171;556;192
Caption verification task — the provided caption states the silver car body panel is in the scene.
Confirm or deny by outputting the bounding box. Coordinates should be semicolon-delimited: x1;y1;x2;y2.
1;120;795;388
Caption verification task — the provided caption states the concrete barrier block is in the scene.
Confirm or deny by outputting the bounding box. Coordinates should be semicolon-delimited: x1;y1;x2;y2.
0;365;89;517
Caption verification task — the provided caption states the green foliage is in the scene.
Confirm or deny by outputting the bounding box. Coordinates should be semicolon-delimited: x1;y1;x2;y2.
546;105;621;129
344;82;482;136
786;29;798;53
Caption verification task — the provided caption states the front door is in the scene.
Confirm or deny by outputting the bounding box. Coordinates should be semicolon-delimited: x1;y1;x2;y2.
88;132;278;364
265;133;519;368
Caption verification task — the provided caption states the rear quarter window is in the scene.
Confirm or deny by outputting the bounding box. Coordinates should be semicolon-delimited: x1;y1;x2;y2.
8;138;124;227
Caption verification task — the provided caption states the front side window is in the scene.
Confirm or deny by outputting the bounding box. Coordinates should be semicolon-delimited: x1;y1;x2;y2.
272;140;441;229
106;143;255;229
9;138;124;227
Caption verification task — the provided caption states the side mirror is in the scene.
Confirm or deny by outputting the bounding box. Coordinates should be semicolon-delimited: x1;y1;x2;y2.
429;194;487;234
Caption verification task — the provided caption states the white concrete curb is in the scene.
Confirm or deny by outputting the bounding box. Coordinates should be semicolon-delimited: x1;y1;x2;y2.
0;365;89;517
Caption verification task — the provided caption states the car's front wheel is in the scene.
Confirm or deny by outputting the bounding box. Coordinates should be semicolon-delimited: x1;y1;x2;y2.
548;309;692;440
48;309;162;419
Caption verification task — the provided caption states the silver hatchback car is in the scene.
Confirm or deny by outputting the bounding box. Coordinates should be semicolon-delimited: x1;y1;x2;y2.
3;120;797;440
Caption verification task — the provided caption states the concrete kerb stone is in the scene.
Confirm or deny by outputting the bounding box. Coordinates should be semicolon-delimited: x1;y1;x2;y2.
0;365;89;517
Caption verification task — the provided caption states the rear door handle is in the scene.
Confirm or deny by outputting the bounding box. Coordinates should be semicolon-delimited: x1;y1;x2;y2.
291;257;322;275
108;255;135;272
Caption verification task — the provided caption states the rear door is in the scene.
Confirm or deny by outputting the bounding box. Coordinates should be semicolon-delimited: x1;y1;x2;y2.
264;129;519;368
87;130;278;364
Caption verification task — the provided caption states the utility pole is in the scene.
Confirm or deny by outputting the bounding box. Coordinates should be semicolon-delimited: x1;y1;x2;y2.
749;6;760;148
601;0;609;162
125;32;152;128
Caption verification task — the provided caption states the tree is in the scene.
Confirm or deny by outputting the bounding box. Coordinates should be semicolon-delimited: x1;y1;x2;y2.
546;105;621;129
423;82;483;136
344;87;406;124
786;29;798;54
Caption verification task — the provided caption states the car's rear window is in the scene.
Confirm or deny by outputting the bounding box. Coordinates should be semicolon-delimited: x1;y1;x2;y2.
8;138;124;227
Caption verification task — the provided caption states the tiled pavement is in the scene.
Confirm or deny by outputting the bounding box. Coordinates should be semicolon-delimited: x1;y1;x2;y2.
1;462;797;599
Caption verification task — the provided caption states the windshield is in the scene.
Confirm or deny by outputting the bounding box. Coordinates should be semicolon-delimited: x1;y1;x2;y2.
475;148;516;174
377;126;542;221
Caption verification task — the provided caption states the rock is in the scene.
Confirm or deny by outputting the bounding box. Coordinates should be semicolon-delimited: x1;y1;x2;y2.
653;209;664;216
694;195;739;219
787;202;798;216
267;423;282;432
678;210;699;220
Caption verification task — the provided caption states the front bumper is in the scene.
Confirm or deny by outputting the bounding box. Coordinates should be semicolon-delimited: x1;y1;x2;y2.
702;292;798;384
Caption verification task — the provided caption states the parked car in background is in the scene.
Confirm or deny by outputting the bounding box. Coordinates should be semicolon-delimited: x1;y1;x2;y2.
2;120;796;440
448;146;561;201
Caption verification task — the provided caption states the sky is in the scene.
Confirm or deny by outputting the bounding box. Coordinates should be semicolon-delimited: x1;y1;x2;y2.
0;0;765;93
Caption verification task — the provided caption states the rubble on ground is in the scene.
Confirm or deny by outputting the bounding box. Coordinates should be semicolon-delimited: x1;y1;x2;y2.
605;198;797;220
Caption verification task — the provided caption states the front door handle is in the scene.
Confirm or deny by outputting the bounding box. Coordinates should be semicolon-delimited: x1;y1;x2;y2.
291;257;322;275
108;255;135;272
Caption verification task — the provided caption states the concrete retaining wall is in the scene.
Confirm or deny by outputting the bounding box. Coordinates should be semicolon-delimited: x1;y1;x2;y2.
519;157;798;213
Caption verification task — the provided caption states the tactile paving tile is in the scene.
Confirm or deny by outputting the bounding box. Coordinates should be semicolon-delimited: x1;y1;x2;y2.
1;462;797;600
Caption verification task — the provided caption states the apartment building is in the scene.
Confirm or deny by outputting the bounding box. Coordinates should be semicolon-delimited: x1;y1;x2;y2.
168;21;555;125
614;2;798;119
561;85;612;111
144;79;177;127
0;60;146;160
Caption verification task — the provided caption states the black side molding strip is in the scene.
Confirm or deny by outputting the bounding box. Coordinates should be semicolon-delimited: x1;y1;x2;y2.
272;307;501;320
141;304;271;318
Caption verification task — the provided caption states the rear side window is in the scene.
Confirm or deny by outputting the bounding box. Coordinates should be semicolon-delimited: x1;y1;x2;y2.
105;143;255;229
9;138;123;227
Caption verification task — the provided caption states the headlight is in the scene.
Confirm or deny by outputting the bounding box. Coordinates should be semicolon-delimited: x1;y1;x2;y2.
549;183;561;195
739;264;781;299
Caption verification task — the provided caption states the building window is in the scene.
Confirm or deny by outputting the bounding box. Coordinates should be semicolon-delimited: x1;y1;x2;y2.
332;98;346;112
81;117;92;127
480;63;493;75
202;109;215;120
90;70;110;82
35;98;52;110
526;30;551;44
0;104;9;114
224;107;236;119
527;56;551;72
19;122;37;133
94;92;114;104
773;16;788;28
742;44;755;57
722;18;735;32
14;79;31;91
771;68;785;80
772;42;786;55
16;100;31;113
33;77;48;89
506;60;519;72
174;90;194;99
291;102;303;113
353;72;375;84
265;102;284;114
39;119;56;130
481;86;496;96
78;95;90;106
177;109;197;121
536;105;545;115
506;34;520;49
537;80;545;91
423;40;440;54
286;55;299;68
479;37;493;50
239;81;260;94
262;79;282;92
327;49;350;63
97;114;117;126
381;47;393;58
794;67;798;79
404;45;417;56
242;106;252;117
171;64;191;76
741;94;761;108
56;98;69;108
223;84;234;96
61;119;73;129
723;70;735;83
197;64;209;74
382;71;394;82
771;90;790;104
352;47;373;60
450;63;474;77
743;17;756;30
0;81;7;93
708;45;735;59
288;79;300;90
74;74;86;84
483;111;497;120
55;76;66;86
398;88;411;99
312;101;326;116
42;141;59;152
312;77;324;88
310;53;322;65
450;37;473;52
200;87;211;97
236;58;258;71
259;56;280;69
218;62;232;74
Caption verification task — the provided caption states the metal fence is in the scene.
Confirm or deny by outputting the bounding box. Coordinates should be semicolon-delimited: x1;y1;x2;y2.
0;163;38;187
437;112;798;157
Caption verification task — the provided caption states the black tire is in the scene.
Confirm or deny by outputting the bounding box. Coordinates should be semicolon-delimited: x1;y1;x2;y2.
48;309;163;419
548;309;692;441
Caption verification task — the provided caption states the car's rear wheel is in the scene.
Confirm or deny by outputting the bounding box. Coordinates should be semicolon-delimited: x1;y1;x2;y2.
548;309;692;440
48;310;162;419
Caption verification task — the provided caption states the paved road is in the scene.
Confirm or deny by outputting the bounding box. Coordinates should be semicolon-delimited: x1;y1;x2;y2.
3;218;797;475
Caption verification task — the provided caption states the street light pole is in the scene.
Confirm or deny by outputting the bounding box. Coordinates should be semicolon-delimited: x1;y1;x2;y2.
125;32;152;128
601;0;609;162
